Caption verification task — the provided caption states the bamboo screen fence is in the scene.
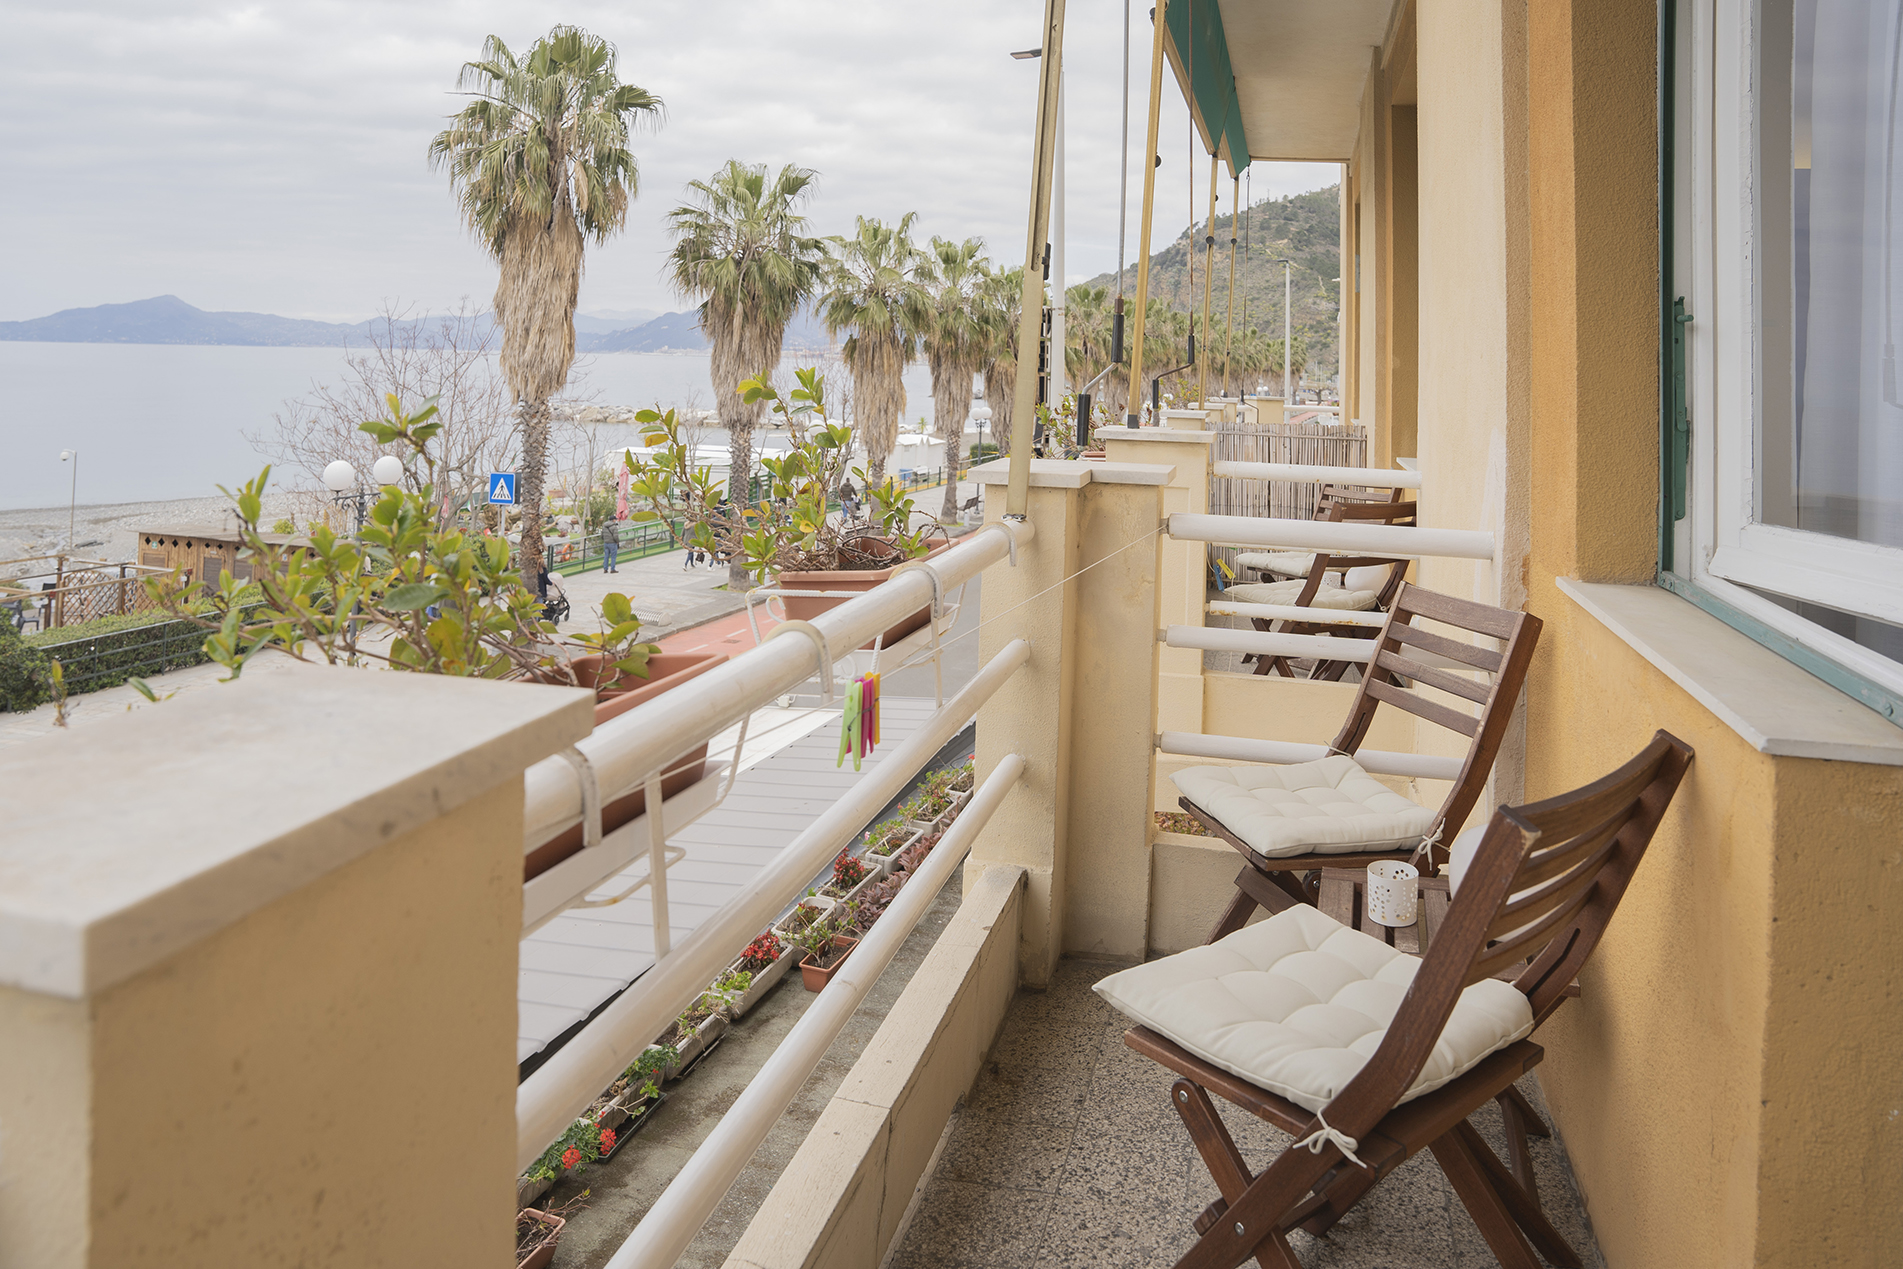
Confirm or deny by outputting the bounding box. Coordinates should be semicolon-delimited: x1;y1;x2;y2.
1206;417;1370;583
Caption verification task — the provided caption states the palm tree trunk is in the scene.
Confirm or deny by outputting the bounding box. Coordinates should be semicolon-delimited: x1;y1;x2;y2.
518;396;550;592
932;356;973;524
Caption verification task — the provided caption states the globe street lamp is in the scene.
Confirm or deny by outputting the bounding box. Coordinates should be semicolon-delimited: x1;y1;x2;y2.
969;399;993;464
58;450;77;554
323;455;405;533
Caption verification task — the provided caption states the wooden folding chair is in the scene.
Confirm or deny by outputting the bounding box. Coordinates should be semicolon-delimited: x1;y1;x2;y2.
1228;497;1417;681
1179;584;1541;922
1106;731;1693;1269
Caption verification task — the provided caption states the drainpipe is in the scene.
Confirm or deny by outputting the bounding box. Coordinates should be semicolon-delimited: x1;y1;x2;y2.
1005;0;1067;519
1124;0;1169;429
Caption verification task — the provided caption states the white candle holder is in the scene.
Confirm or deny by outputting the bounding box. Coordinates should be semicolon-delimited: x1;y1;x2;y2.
1366;860;1420;928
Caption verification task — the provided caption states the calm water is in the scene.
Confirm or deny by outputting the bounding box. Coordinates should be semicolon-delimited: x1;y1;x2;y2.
0;343;941;509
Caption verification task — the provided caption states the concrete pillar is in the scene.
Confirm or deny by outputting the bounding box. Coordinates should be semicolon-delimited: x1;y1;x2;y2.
968;458;1170;981
0;666;591;1269
1248;395;1286;427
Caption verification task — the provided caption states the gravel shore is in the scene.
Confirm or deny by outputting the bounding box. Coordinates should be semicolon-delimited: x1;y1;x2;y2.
0;491;315;575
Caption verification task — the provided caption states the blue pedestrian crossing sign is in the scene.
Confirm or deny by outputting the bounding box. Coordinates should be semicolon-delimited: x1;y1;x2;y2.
488;472;517;505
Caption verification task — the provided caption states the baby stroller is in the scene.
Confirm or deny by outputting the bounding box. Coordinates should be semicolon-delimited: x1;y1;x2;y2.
541;571;571;624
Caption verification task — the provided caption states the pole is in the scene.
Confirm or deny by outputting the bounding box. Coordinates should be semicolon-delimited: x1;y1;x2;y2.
67;451;77;551
1114;0;1130;419
1005;0;1067;517
1051;71;1067;407
1225;175;1238;399
1283;258;1293;403
1126;0;1169;427
1199;154;1217;408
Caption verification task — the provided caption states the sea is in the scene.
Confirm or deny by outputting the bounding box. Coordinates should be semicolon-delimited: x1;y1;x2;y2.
0;343;944;510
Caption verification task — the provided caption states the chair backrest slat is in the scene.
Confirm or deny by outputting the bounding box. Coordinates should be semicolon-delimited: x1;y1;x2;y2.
1364;677;1480;737
1332;584;1541;864
1384;621;1503;673
1373;650;1493;704
1515;805;1636;890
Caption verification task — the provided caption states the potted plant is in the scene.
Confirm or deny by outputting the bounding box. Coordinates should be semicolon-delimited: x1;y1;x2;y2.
516;1208;566;1269
660;989;732;1080
621;368;947;648
864;818;922;876
725;931;797;1017
819;848;880;907
795;904;861;992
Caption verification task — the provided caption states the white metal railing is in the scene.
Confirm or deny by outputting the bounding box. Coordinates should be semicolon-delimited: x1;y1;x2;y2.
1211;460;1419;488
1168;512;1492;560
1205;599;1388;627
606;752;1027;1269
514;519;1034;1172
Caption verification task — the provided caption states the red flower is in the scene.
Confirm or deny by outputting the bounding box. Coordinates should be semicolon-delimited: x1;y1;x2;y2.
561;1147;581;1171
600;1127;617;1153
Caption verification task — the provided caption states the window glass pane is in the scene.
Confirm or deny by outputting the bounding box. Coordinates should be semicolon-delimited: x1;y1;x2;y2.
1781;0;1903;548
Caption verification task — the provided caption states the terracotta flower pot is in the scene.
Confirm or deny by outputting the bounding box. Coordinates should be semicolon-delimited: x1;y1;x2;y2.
798;934;860;992
516;1209;566;1269
778;539;954;650
523;651;728;881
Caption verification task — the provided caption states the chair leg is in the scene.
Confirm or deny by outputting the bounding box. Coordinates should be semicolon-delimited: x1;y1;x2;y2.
1207;888;1259;943
1453;1120;1581;1269
1428;1124;1543;1269
1500;1083;1552;1136
1171;1081;1295;1269
1495;1089;1542;1201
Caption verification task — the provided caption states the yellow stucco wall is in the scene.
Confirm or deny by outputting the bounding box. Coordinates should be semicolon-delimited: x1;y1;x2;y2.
0;779;524;1269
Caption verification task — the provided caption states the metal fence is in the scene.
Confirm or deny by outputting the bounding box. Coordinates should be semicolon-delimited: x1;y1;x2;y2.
1206;419;1370;582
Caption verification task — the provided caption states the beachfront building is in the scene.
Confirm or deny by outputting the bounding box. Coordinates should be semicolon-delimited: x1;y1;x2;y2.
3;3;1901;1268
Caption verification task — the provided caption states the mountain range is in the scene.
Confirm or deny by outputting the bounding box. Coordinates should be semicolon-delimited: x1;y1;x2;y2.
0;295;839;354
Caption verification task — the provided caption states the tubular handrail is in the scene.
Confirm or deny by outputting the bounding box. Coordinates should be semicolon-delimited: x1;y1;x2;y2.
1168;511;1494;561
1166;624;1379;663
1205;599;1388;628
604;753;1029;1269
1157;730;1465;782
521;519;1033;854
1211;460;1420;488
515;636;1033;1170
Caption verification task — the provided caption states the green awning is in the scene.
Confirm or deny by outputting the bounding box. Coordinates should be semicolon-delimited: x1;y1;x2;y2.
1164;0;1250;175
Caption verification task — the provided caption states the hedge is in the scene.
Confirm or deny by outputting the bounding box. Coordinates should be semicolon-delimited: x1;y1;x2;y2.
0;610;254;711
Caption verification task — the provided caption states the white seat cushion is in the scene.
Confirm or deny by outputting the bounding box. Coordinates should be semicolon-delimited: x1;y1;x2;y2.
1172;757;1435;857
1093;905;1534;1113
1226;579;1380;612
1236;550;1316;577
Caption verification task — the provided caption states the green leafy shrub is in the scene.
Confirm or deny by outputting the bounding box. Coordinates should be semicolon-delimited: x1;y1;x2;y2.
0;623;51;712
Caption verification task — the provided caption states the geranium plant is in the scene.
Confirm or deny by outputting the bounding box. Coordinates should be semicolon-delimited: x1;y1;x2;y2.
831;849;870;891
738;931;783;971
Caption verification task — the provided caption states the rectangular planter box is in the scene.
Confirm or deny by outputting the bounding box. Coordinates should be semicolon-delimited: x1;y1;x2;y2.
864;825;924;875
524;650;730;881
726;945;798;1017
595;1089;665;1162
772;895;837;945
778;539;953;650
515;1172;555;1212
662;1012;730;1081
799;934;860;992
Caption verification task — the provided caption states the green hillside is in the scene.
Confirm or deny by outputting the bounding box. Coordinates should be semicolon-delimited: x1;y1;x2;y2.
1082;183;1341;381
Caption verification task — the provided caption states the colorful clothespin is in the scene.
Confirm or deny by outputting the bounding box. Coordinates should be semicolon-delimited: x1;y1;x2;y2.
836;677;865;771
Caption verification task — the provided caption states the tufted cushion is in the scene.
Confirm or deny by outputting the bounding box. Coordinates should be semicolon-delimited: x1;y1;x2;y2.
1173;758;1436;857
1094;905;1534;1112
1226;579;1380;612
1444;825;1488;895
1236;550;1316;577
1342;563;1395;593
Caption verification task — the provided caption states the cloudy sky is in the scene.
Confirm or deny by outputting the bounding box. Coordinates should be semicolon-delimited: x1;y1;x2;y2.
0;0;1339;324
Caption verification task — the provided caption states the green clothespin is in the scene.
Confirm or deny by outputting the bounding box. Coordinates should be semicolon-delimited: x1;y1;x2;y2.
836;678;864;771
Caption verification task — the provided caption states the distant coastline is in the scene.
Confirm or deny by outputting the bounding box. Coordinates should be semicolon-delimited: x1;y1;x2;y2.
0;295;837;355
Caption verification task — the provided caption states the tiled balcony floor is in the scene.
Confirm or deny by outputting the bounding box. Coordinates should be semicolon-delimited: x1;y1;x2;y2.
891;958;1606;1269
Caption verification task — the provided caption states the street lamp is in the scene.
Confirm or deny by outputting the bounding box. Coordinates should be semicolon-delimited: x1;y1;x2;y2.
970;399;993;462
57;450;77;554
1277;258;1294;404
322;455;405;533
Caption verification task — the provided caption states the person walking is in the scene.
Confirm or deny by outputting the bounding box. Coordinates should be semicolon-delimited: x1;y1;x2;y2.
601;516;622;573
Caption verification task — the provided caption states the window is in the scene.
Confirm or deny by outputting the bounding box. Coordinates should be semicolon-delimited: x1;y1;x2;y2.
1664;0;1903;719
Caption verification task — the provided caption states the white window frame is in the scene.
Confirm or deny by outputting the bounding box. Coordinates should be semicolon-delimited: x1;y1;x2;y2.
1675;0;1903;703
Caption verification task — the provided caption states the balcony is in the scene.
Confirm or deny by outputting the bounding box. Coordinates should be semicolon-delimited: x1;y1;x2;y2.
5;400;1897;1269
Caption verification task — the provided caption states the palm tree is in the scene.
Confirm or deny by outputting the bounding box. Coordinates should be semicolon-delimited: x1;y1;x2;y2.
668;161;823;584
980;266;1022;455
429;27;660;587
920;237;991;522
820;215;928;486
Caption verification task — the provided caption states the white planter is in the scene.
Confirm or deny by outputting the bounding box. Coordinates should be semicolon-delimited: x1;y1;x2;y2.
662;1012;730;1081
725;946;797;1017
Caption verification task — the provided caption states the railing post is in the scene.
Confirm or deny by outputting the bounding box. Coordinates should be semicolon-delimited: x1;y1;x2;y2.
967;458;1169;980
